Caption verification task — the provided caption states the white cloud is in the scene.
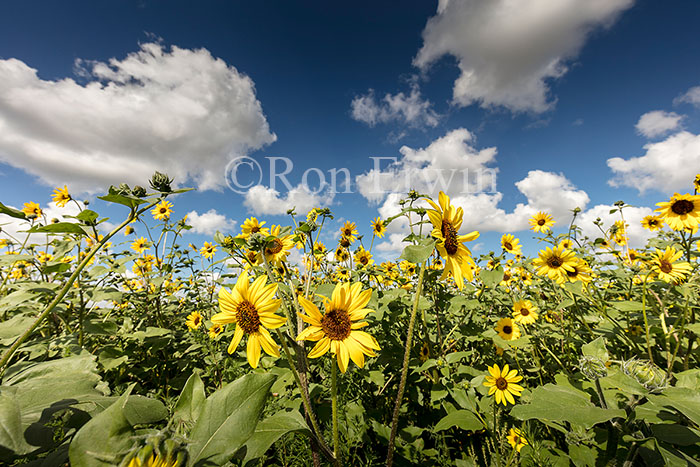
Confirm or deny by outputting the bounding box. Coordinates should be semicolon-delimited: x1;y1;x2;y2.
674;85;700;107
0;42;275;193
607;131;700;194
186;209;236;235
243;184;334;216
414;0;634;112
350;84;440;127
358;130;591;255
576;204;653;248
635;110;683;138
0;201;82;244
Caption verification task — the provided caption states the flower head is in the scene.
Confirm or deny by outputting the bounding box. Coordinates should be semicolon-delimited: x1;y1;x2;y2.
496;317;521;340
501;234;522;255
483;364;524;405
529;212;554;233
641;215;664;232
212;270;286;368
131;237;149;254
296;282;380;372
354;247;373;268
655;193;700;231
200;241;217;259
185;311;203;330
512;300;538;325
532;245;578;284
260;225;294;266
22;202;42;219
152;200;173;221
650;247;692;283
52;186;71;207
340;221;358;243
371;217;386;238
507;428;528;452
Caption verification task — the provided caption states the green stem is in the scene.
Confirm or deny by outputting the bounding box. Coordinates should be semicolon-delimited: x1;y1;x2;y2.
331;360;339;460
386;261;426;467
641;277;654;362
492;400;502;467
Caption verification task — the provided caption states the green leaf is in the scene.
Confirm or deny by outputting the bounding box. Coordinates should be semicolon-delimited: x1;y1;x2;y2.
98;192;147;208
433;410;482;432
68;386;136;467
648;387;700;426
27;222;87;235
511;382;625;429
188;372;276;466
0;202;26;219
241;410;310;465
399;238;436;264
76;209;99;225
610;301;644;312
479;269;504;288
651;424;700;446
582;337;609;361
0;388;33;458
121;396;167;426
173;373;206;429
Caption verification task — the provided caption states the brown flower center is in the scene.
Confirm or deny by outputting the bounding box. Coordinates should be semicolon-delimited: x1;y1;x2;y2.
537;219;545;226
503;242;513;250
659;260;673;274
495;377;508;390
339;237;351;248
441;219;459;255
320;308;351;340
520;308;530;316
547;256;563;268
671;199;694;215
359;256;369;265
567;268;578;277
236;300;261;334
266;239;284;255
503;325;512;334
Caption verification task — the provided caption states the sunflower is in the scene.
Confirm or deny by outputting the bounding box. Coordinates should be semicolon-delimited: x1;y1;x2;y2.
36;251;53;263
655;193;700;231
649;247;692;284
185;311;203;330
558;238;574;249
483;364;524;406
152;200;173;221
338;235;352;248
565;257;593;284
371;217;386;238
529;212;554;233
240;217;270;238
340;221;358;242
610;220;628;246
507;428;528;452
419;342;430;362
354;247;373;268
209;323;224;339
640;215;664;232
296;282;380;372
532;245;578;284
495;318;521;340
501;234;522;255
131;237;149;254
695;174;700;191
400;260;417;276
260;225;294;266
125;225;135;235
212;270;286;368
52;186;71;207
22;202;42;219
200;241;217;259
512;300;538;325
306;208;320;223
334;268;350;282
426;191;480;289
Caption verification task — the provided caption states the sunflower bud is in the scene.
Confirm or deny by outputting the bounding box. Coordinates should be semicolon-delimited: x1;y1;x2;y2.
622;359;668;391
51;218;60;224
150;171;174;193
132;185;147;197
221;235;235;249
578;355;608;380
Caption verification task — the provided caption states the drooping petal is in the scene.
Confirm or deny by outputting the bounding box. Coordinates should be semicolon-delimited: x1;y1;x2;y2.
258;328;280;357
297;325;325;342
308;337;331;358
259;313;287;329
298;296;322;322
212;311;236;325
337;342;350;373
345;337;365;368
247;333;261;368
227;325;245;354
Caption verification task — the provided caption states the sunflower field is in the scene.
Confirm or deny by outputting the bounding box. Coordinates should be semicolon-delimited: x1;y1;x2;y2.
1;172;700;467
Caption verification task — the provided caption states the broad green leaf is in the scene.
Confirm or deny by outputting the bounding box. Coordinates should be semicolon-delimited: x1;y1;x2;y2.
173;373;206;429
399;238;436;264
69;386;136;467
648;388;700;426
98;192;147;208
610;301;644;312
188;372;276;466
76;209;99;224
0;388;33;458
27;222;87;235
479;269;503;288
0;202;26;219
582;337;608;361
241;410;310;465
433;409;482;432
652;424;700;446
511;382;625;429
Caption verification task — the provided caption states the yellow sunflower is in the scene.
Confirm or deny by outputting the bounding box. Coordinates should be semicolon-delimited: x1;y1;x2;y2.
529;212;554;233
200;241;217;259
495;318;521;340
209;323;223;339
306;208;320;223
512;300;538;325
655;193;700;231
185;311;203;330
22;202;42;219
354;247;373;268
52;185;71;207
426;191;480;290
565;257;593;284
371;217;386;238
212;270;286;368
507;428;528;452
260;225;294;266
649;247;692;284
131;237;149;254
335;246;350;262
532;245;578;284
558;238;574;249
483;364;524;406
151;200;173;221
240;217;270;238
640;215;664;232
125;225;135;235
296;282;380;373
501;234;522;255
340;221;358;242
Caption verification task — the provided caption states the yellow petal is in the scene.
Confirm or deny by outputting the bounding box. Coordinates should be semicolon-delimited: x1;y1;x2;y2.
227;325;244;354
308;337;331;358
337;342;350;373
258;328;280;357
247;333;261;368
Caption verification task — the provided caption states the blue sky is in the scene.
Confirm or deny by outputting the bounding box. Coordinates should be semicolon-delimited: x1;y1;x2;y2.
1;0;700;259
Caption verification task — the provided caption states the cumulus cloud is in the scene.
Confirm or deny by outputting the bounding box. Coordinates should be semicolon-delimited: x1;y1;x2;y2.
607;131;700;194
186;209;236;235
674;85;700;107
243;185;334;216
0;42;276;193
635;110;683;138
350;84;440;128
414;0;634;112
357;129;590;254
